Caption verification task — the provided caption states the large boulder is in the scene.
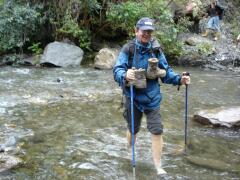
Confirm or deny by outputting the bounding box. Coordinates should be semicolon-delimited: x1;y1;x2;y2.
94;48;119;70
193;106;240;128
40;41;84;67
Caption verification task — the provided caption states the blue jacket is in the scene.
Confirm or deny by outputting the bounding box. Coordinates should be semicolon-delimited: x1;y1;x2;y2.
113;38;181;112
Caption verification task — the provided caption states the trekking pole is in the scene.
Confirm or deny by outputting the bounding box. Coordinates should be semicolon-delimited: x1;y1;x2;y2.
183;72;190;153
130;84;136;178
184;84;188;153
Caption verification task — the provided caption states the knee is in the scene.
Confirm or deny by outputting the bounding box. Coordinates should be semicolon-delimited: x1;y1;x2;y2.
127;124;140;135
148;123;163;135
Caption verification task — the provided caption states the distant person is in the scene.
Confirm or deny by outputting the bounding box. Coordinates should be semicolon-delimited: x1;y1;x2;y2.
202;0;224;41
113;17;190;175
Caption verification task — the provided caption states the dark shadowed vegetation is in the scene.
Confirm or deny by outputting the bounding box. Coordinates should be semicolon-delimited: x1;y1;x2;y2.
0;0;239;61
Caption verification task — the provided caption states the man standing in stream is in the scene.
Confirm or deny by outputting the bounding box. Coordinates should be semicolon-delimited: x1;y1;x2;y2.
113;17;190;175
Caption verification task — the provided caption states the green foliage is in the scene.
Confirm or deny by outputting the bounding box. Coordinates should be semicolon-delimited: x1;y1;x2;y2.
80;0;101;18
78;31;91;51
52;0;101;27
197;42;213;55
28;42;43;55
57;10;91;51
151;0;184;59
176;16;193;33
143;0;169;19
106;1;147;34
106;0;184;59
231;18;239;40
154;31;183;60
47;0;99;51
0;0;188;60
0;2;41;53
57;13;82;38
28;42;43;64
106;0;174;34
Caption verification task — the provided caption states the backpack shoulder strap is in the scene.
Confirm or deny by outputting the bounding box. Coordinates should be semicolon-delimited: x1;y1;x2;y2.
151;38;163;58
123;40;135;68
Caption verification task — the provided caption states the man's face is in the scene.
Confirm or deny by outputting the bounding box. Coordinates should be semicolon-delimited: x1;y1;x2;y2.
135;29;153;44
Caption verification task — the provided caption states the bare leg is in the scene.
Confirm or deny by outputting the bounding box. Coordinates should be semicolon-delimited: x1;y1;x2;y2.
127;130;136;147
152;134;166;174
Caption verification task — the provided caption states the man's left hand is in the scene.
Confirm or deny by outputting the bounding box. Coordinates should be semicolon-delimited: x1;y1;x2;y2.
181;72;191;85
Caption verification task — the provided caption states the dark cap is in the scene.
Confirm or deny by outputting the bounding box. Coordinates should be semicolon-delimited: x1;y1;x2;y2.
136;17;155;31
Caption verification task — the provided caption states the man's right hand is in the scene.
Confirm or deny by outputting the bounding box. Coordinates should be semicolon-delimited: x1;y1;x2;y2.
125;69;135;82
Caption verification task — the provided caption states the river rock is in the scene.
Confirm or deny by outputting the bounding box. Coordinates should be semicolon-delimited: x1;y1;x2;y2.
185;37;198;46
94;48;119;70
193;106;240;128
40;41;84;67
186;155;231;171
0;154;22;173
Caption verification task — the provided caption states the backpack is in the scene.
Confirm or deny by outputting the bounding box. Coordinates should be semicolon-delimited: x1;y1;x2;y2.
216;3;225;20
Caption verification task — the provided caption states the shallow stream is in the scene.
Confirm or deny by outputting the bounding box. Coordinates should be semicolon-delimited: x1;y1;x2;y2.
0;66;239;179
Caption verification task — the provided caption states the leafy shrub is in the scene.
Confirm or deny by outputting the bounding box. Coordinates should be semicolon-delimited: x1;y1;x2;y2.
56;11;91;51
28;42;43;64
28;43;43;55
0;0;189;60
0;2;41;53
106;1;147;35
154;30;183;61
231;18;239;40
197;42;213;55
106;0;184;60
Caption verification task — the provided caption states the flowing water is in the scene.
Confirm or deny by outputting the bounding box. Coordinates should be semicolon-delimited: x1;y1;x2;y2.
0;66;239;180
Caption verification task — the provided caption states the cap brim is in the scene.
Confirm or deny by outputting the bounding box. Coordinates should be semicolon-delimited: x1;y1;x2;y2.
139;26;155;31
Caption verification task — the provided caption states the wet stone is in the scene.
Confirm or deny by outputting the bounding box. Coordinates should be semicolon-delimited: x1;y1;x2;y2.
0;154;22;173
186;155;231;171
192;106;240;128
